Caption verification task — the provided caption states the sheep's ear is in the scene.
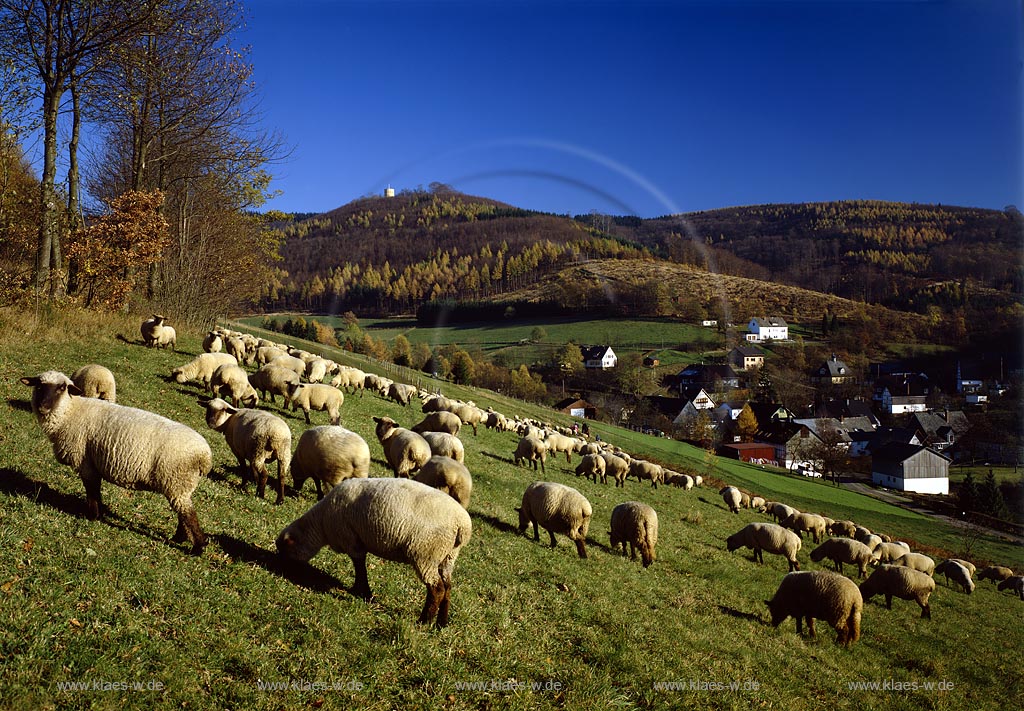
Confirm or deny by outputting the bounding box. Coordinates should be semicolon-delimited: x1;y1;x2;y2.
197;398;211;407
372;416;382;424
20;376;41;387
67;382;83;397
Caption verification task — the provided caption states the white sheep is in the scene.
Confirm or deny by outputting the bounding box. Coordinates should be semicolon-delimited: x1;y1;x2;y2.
997;576;1024;600
388;381;419;407
947;558;976;576
782;512;828;543
809;537;877;578
413;455;473;509
412;411;462;437
201;397;292;505
420;431;465;463
172;352;237;389
291;425;371;500
829;520;858;538
609;501;658;567
256;345;287;365
202;330;223;353
421;395;452;413
544;431;583;462
373;416;431;478
750;495;766;510
484;410;509;431
893;552;935;577
720;485;743;513
517;481;592;559
600;452;630;487
574;453;607;484
269;354;307;379
513;435;547;473
210;364;259;408
141;314;176;350
860;565;936;618
727;522;802;571
286;382;344;425
629;459;664;489
934;559;975;594
70;364;116;402
874;541;910;563
766;570;863;646
305;358;332;384
22;371;208;553
978;565;1015;584
767;502;798;524
225;336;249;365
275;477;472;628
248;364;300;405
331;367;366;395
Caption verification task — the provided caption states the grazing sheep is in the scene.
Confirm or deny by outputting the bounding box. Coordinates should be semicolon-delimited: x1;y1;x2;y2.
630;459;664;489
768;502;798;524
202;330;223;353
276;477;472;628
720;486;743;513
286;382;344;425
978;565;1015;584
860;534;884;553
305;358;332;384
269;354;307;379
248;364;300;405
70;364;116;402
256;345;287;366
513;436;547;473
934;559;975;594
420;431;465;463
387;382;419;407
331;367;366;395
575;453;607;484
22;371;208;553
517;481;592;559
141;314;176;350
225;336;249;365
860;565;935;618
809;537;877;578
609;502;658;567
599;452;630;487
411;411;462;437
544;431;583;463
739;491;751;509
201;398;291;505
893;552;935;577
766;570;863;646
450;403;484;436
782;512;828;543
291;425;371;500
693;475;703;487
750;495;766;510
947;558;976;576
421;395;453;413
997;576;1024;600
727;522;802;571
210;364;259;408
484;410;509;432
874;541;910;564
413;456;473;509
172;352;237;389
373;416;431;478
829;520;858;538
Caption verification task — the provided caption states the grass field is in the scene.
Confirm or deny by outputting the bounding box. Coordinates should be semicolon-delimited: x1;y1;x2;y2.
1;307;1022;711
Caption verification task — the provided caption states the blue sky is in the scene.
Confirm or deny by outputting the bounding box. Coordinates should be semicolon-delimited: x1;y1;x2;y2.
242;0;1023;217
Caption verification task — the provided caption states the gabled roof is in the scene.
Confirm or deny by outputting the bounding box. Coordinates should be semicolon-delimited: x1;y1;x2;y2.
646;396;686;419
818;354;851;378
867;427;919;452
754;421;811;445
792;418;854;444
730;345;765;358
816;399;880;425
872;442;951;465
751;317;788;328
748;402;794;425
679;386;716;405
580;345;614;361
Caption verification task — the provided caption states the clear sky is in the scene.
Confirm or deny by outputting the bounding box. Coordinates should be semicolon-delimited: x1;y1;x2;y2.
241;0;1023;218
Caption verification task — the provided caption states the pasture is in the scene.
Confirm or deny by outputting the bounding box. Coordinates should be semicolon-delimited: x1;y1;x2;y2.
1;308;1021;711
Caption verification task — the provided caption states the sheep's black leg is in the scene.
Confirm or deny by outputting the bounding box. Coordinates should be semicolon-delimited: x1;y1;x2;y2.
920;602;930;619
81;476;102;520
436;578;453;628
806;617;816;638
419;580;444;625
350;554;372;600
574;538;588;559
548;530;557;548
314;478;324;501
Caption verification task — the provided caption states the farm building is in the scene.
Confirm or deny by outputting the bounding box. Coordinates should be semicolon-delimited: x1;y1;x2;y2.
746;317;788;342
581;345;617;370
871;442;950;495
720;442;778;466
555;398;598;419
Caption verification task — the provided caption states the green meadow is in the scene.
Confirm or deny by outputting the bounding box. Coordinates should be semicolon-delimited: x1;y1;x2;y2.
1;308;1020;711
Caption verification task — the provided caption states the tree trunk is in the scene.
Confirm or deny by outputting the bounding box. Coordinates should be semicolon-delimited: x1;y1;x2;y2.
65;74;82;296
36;83;61;298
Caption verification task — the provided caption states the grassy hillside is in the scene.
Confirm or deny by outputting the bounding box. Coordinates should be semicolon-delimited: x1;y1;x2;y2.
1;308;1021;711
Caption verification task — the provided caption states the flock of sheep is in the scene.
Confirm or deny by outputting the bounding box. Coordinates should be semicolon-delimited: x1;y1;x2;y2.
19;316;1023;636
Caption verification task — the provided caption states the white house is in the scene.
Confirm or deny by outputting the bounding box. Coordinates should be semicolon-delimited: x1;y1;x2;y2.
581;345;617;370
871;443;950;495
747;317;789;342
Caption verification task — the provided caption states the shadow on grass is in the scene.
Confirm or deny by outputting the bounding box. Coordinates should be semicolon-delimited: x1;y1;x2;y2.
6;398;32;413
214;534;347;594
718;605;767;625
471;511;519;535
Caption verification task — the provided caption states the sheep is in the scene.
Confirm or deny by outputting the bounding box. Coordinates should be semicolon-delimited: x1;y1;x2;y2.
997;576;1024;600
829;520;858;538
411;411;462;437
629;459;664;489
141;314;176;350
766;570;863;646
934;559;975;594
484;410;509;432
874;541;910;564
809;537;877;578
202;330;223;353
70;364;116;402
172;352;237;389
860;565;935;618
420;431;465;463
574;453;607;484
670;472;695;490
21;371;208;553
275;477;472;628
720;485;743;513
449;402;483;436
750;495;766;510
256;345;287;366
305;358;332;384
579;441;602;456
210;364;259;408
331;367;366;395
609;502;658;567
893;552;935;577
291;425;371;500
517;481;592;559
248;364;300;405
285;382;344;425
767;502;798;524
860;534;884;553
513;436;547;473
413;456;473;509
544;431;583;462
269;354;307;379
387;382;419;407
364;373;390;396
977;565;1015;584
853;526;873;543
373;416;431;478
947;558;976;576
201;397;291;505
421;395;453;413
223;336;247;365
692;475;703;487
782;512;828;543
726;522;802;571
739;491;751;509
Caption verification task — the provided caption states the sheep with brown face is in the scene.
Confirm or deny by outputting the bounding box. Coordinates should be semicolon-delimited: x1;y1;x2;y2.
517;481;592;559
860;565;936;618
766;570;863;647
201;398;291;505
727;522;802;572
